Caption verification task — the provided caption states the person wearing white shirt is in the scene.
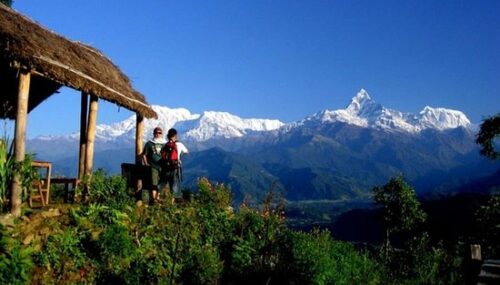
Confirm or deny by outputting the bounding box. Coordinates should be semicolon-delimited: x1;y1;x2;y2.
159;128;189;200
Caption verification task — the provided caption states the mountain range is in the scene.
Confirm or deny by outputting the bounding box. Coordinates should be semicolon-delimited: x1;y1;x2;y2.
28;89;498;202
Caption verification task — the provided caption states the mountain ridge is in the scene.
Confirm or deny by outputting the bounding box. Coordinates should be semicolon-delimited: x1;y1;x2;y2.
33;89;473;146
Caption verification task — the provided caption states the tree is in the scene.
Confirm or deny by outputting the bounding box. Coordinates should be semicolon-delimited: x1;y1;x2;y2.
476;114;500;160
0;0;13;7
475;195;500;258
373;176;426;251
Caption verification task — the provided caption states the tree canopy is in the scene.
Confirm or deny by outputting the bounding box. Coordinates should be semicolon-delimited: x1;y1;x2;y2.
0;0;12;7
476;114;500;160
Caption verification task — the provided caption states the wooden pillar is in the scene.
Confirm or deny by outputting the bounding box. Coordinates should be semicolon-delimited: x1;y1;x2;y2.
10;71;30;217
135;114;144;158
135;113;144;194
78;92;88;180
84;95;98;179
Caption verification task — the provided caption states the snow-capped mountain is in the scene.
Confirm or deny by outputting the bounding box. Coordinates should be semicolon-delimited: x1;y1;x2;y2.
295;89;471;133
37;105;285;144
28;89;496;202
33;89;472;148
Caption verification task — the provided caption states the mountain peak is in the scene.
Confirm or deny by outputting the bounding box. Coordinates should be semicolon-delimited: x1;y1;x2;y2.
300;90;472;133
346;89;375;113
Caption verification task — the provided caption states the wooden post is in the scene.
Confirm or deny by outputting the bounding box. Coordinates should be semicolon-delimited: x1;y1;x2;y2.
84;95;98;179
78;92;88;180
471;244;482;261
135;113;144;197
10;71;30;217
136;114;144;158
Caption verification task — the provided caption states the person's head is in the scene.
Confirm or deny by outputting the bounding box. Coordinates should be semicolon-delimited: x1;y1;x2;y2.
167;128;178;141
153;127;163;138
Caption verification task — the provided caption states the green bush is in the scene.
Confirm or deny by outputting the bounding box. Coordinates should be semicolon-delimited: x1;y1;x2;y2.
0;173;473;284
87;169;131;207
96;224;136;282
181;245;223;285
278;229;383;285
34;228;91;283
0;225;33;285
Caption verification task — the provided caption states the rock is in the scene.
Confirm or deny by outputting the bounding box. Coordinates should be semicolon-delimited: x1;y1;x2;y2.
0;213;15;227
41;208;61;218
39;227;51;236
22;233;34;245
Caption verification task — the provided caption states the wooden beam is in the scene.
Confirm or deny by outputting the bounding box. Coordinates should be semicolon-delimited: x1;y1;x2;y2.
10;71;30;217
84;95;98;179
78;92;88;180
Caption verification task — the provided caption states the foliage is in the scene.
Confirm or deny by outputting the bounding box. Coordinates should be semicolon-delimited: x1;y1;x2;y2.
181;245;223;285
0;225;34;285
0;173;473;284
96;224;136;282
0;137;38;212
0;139;13;211
16;154;39;202
0;0;12;8
475;195;500;258
87;169;131;207
394;233;462;285
278;229;383;285
34;228;92;283
476;113;500;160
373;176;426;246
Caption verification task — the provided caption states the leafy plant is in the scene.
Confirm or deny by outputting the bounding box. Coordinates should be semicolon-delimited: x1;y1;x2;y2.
475;195;500;258
278;229;383;285
34;228;90;283
476;113;500;160
0;138;13;211
0;0;13;8
87;169;131;207
373;176;426;250
0;225;34;285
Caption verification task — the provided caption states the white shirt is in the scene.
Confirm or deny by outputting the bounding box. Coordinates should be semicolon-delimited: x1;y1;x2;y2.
176;142;189;162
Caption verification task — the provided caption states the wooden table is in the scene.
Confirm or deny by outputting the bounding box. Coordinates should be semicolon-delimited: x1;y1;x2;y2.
51;178;80;203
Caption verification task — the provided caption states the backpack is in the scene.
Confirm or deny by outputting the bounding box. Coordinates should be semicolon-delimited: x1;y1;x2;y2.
161;141;180;170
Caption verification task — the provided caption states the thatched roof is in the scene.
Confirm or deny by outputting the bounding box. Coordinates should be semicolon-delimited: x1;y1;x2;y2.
0;4;157;119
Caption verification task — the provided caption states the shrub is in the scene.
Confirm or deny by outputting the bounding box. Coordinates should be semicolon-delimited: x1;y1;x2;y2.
181;245;223;285
34;228;91;283
87;169;131;208
0;225;33;285
278;229;383;285
96;224;136;282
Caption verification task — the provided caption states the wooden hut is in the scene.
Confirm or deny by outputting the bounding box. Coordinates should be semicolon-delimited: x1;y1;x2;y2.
0;4;157;216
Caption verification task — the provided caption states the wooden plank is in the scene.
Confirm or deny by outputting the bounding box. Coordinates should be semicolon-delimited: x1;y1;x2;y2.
78;92;88;180
84;95;98;179
11;71;31;217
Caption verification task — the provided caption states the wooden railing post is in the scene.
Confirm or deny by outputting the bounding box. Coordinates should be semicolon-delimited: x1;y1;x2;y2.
11;71;31;217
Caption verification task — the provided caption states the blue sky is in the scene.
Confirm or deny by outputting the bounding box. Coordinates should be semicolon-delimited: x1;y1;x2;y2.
9;0;500;137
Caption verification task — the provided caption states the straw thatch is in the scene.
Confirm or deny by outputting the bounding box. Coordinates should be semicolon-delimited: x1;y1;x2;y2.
0;4;157;119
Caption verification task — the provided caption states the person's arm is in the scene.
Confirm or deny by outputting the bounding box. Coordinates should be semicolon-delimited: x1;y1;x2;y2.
178;142;189;155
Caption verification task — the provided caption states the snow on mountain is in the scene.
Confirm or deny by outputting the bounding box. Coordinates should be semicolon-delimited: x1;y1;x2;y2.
39;105;284;143
295;89;471;133
34;89;471;146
